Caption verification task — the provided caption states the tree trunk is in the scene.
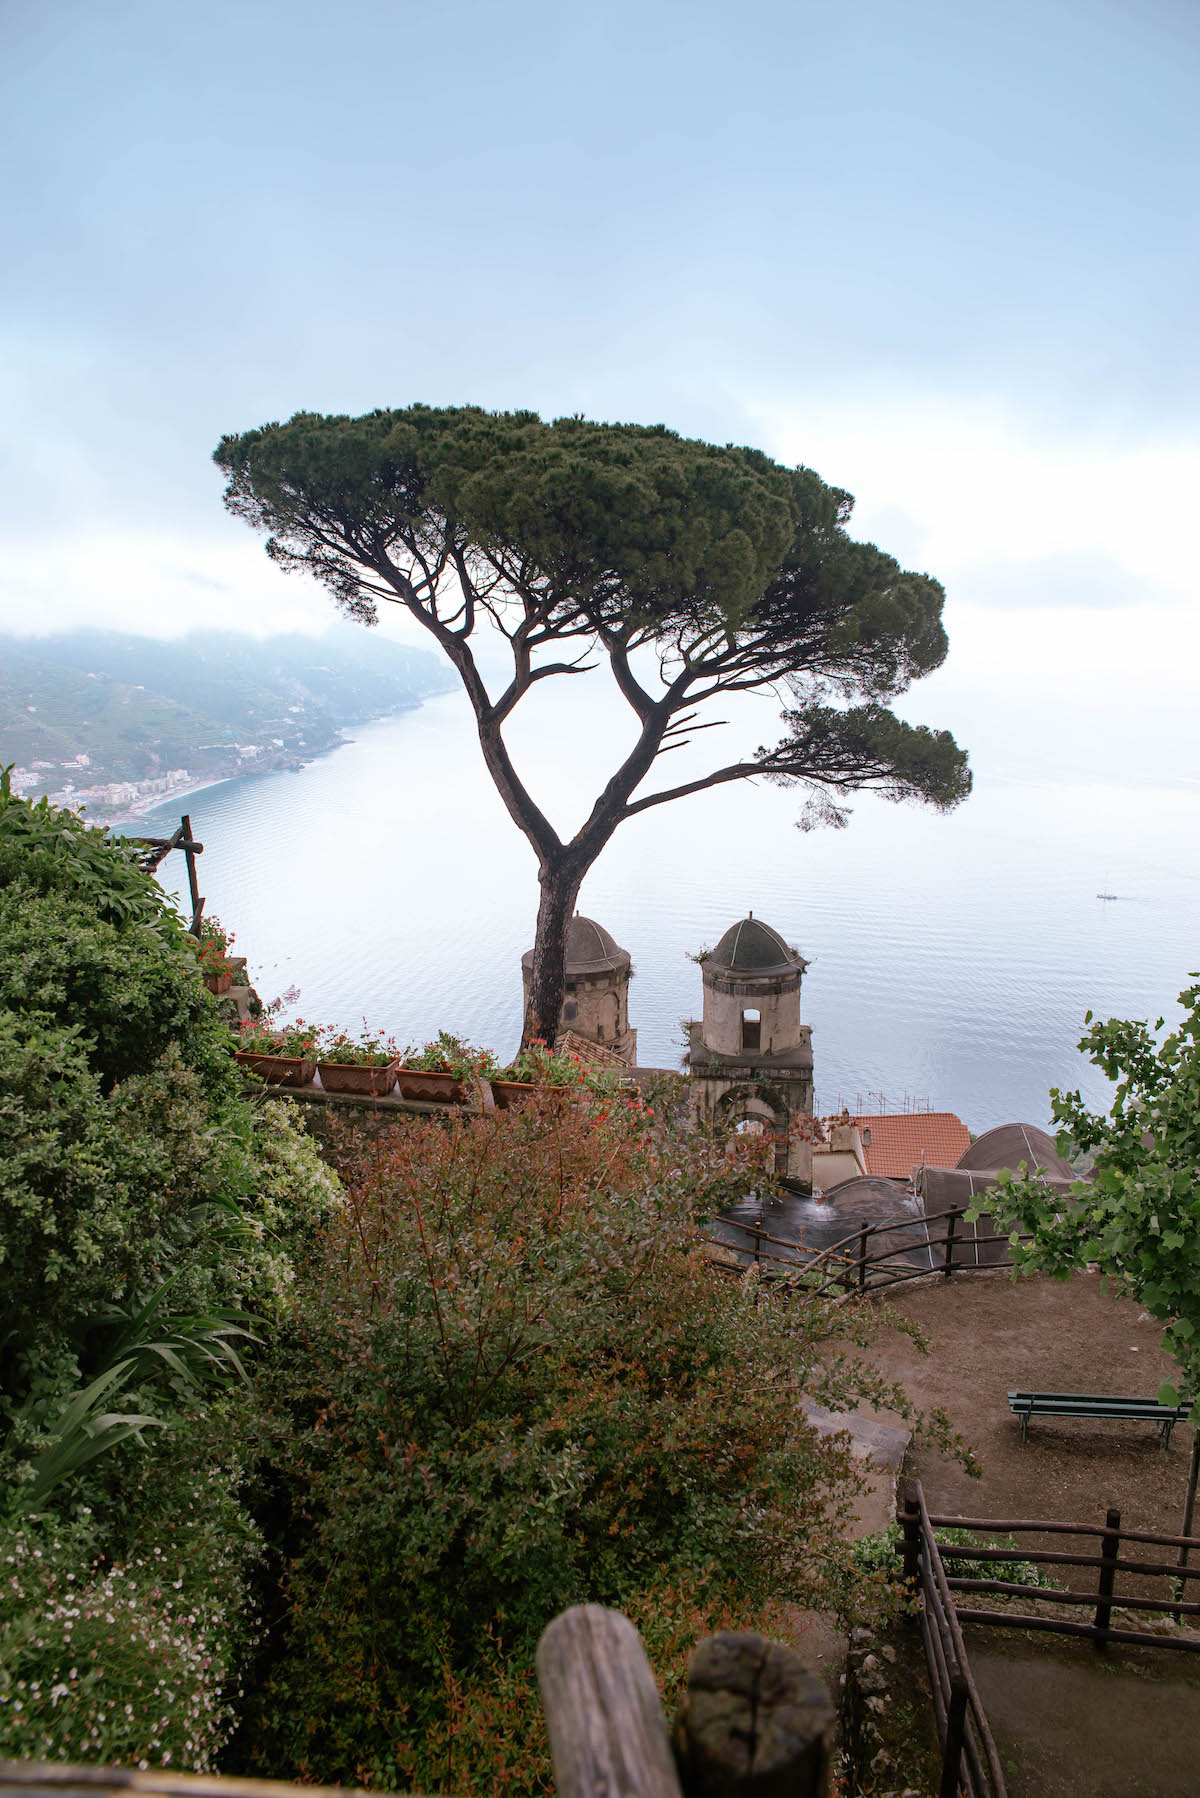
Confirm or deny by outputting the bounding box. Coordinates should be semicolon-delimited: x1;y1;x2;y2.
524;858;585;1050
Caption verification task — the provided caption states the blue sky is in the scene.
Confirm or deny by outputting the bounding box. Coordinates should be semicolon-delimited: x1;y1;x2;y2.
2;0;1197;784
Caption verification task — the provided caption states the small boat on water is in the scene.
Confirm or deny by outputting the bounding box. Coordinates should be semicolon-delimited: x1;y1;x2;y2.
1097;891;1118;901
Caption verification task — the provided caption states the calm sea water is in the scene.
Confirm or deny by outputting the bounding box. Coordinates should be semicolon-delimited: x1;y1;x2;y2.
136;684;1199;1134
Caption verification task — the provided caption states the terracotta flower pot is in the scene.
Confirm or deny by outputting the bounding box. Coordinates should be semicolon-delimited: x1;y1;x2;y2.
234;1050;316;1087
394;1067;465;1103
317;1060;400;1096
491;1080;571;1110
204;971;234;995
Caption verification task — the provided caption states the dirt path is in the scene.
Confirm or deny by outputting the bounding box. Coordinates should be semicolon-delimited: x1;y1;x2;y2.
970;1631;1200;1798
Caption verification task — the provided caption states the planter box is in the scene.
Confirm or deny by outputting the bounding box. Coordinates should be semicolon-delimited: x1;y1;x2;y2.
318;1060;400;1097
235;1051;316;1087
491;1080;571;1110
204;971;234;995
394;1067;465;1104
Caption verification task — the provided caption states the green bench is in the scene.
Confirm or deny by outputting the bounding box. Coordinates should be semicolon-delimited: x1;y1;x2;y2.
1008;1389;1189;1451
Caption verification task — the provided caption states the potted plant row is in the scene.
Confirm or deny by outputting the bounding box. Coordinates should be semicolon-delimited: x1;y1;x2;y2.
231;1024;594;1105
489;1040;578;1108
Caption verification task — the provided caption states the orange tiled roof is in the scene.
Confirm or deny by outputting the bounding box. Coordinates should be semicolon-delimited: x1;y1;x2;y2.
845;1112;971;1180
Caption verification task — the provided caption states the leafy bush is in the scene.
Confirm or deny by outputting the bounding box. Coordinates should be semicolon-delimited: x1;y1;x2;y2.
852;1522;1059;1589
0;783;340;1509
234;1093;941;1793
0;772;170;931
0;877;237;1105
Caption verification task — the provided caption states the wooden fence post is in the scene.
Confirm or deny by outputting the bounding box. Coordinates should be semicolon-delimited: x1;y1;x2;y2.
1174;1430;1200;1619
1093;1507;1121;1648
673;1631;834;1798
938;1672;969;1798
942;1209;958;1279
537;1605;684;1798
181;812;205;935
899;1480;921;1587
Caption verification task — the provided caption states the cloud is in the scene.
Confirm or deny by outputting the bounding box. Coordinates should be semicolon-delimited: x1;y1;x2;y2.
0;529;342;640
949;550;1158;612
735;385;1199;613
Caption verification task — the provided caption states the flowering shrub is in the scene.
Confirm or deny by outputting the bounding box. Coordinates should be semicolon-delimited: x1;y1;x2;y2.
234;1016;319;1060
316;1022;405;1068
193;915;236;983
405;1030;501;1078
1;1441;261;1772
234;1093;947;1792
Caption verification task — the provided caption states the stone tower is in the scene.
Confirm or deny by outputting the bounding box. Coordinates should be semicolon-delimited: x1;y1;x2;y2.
687;913;813;1183
521;914;637;1065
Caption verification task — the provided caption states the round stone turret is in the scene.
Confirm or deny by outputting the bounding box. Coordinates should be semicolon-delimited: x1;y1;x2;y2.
701;912;807;1057
521;914;636;1063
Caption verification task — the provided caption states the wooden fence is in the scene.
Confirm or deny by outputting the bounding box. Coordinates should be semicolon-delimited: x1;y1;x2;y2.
125;813;205;936
898;1481;1008;1798
709;1205;1032;1300
0;1608;835;1798
900;1480;1200;1653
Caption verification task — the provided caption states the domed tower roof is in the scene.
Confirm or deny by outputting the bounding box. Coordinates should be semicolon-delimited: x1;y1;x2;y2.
521;915;630;976
708;915;803;976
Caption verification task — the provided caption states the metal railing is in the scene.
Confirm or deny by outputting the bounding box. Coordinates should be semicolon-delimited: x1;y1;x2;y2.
708;1204;1031;1300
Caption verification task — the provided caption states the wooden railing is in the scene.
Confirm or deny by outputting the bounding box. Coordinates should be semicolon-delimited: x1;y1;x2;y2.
0;1609;834;1798
898;1481;1009;1798
708;1204;1032;1300
125;813;206;936
900;1483;1200;1653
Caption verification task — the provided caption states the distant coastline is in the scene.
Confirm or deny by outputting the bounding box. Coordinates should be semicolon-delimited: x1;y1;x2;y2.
107;772;242;829
4;626;455;829
104;711;413;830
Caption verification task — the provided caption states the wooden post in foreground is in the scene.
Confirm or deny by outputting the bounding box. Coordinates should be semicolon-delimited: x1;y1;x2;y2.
537;1606;684;1798
672;1631;835;1798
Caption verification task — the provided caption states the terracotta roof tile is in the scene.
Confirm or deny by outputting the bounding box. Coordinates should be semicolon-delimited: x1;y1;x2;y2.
844;1112;971;1180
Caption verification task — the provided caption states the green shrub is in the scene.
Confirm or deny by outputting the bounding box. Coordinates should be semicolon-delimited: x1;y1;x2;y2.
235;1095;938;1793
0;886;235;1100
0;1420;261;1771
0;773;170;931
852;1522;1059;1589
0;783;340;1507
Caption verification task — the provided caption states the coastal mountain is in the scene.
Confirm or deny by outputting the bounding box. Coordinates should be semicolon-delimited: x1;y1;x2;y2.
1;627;455;820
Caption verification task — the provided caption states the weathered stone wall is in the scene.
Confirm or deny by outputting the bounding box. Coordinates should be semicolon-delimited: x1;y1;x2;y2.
700;971;804;1057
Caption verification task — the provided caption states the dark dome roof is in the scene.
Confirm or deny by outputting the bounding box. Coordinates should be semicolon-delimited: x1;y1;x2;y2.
521;915;630;976
957;1123;1074;1181
708;916;802;975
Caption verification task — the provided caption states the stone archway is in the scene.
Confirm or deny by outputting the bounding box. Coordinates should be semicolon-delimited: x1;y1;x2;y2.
717;1085;790;1176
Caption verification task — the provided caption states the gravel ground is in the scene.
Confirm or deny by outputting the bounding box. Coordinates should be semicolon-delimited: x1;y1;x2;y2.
867;1266;1193;1541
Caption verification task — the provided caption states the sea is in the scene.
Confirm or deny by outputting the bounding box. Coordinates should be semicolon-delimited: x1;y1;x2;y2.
132;682;1200;1135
